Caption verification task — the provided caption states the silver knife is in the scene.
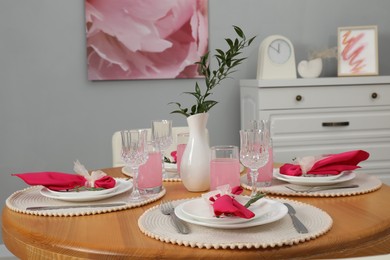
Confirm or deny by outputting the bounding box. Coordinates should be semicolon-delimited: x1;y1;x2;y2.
284;203;309;234
26;202;127;211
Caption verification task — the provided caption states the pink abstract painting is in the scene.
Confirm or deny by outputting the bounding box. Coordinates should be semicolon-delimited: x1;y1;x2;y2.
85;0;209;80
338;26;378;76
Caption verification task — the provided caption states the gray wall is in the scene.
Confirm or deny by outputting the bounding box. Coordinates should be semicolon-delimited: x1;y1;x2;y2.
1;0;389;244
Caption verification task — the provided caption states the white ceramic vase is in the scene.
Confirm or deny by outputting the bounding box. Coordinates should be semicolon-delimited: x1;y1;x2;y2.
180;113;210;192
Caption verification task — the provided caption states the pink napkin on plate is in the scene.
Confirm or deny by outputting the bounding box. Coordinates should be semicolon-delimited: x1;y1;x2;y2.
12;172;116;191
209;186;255;219
280;150;370;176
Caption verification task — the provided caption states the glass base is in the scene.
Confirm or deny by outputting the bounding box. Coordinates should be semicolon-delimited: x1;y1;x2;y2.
247;179;272;187
139;185;162;195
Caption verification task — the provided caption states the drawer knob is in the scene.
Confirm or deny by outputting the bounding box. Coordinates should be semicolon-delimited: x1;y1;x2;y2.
296;95;302;101
322;121;350;127
371;92;378;99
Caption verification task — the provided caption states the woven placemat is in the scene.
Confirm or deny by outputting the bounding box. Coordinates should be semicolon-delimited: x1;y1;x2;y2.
138;198;332;249
241;173;382;197
6;181;165;217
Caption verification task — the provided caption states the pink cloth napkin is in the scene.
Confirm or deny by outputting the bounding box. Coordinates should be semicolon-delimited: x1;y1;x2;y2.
209;186;255;219
12;172;116;191
280;150;370;176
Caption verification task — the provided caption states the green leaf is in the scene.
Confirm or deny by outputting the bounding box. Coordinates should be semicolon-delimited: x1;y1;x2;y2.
244;192;266;208
233;25;244;38
225;38;234;48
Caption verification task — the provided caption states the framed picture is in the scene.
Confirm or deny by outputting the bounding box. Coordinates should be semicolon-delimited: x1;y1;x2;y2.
85;0;209;81
337;25;378;76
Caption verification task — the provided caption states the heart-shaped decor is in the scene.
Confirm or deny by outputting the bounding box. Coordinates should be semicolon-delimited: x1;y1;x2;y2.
298;58;323;78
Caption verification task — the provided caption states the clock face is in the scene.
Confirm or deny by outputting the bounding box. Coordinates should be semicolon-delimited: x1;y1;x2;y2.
267;39;292;64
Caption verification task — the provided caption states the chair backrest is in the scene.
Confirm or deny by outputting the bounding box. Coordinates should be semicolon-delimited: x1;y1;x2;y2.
112;127;189;167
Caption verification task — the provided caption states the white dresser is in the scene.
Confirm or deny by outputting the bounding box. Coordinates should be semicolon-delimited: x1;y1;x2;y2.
240;76;390;184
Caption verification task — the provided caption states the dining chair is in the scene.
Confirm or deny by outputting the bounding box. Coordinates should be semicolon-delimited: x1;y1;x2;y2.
112;127;189;167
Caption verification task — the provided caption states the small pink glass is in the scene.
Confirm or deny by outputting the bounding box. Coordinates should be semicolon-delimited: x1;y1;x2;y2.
138;141;163;194
210;145;240;191
176;132;189;176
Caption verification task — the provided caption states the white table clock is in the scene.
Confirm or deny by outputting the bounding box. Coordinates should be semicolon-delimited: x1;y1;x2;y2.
257;35;297;79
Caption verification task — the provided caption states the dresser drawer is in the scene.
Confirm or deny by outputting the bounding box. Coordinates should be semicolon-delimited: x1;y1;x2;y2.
258;84;390;110
268;107;390;142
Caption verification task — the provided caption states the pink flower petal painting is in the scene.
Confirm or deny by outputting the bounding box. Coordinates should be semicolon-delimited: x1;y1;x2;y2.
85;0;209;80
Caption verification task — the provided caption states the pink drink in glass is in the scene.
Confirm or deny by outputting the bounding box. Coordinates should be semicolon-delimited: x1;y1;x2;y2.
210;158;240;190
257;146;273;186
176;143;186;176
138;151;163;193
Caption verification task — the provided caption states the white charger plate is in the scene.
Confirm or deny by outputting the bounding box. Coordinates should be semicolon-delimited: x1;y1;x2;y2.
274;169;356;186
40;179;132;202
46;183;117;198
175;198;287;229
180;197;270;224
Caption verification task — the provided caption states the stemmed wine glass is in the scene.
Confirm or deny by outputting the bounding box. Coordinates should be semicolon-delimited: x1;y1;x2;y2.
151;120;173;178
239;129;270;197
121;129;148;202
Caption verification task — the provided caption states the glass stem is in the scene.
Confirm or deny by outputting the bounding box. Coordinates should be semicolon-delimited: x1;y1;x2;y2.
160;150;167;178
250;169;259;197
130;167;141;200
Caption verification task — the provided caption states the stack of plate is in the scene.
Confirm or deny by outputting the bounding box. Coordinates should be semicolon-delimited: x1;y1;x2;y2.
39;178;133;202
174;197;288;229
274;169;356;186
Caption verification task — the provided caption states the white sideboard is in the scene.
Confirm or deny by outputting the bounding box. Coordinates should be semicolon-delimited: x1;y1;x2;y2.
240;76;390;184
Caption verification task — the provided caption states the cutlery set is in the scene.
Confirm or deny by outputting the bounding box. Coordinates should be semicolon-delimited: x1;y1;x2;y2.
26;202;127;211
283;203;308;234
285;184;359;193
160;200;190;234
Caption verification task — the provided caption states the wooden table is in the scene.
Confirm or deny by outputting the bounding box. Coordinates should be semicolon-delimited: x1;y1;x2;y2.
2;167;390;259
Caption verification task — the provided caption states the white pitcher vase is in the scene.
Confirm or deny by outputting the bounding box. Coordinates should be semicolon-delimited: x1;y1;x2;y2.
180;113;210;192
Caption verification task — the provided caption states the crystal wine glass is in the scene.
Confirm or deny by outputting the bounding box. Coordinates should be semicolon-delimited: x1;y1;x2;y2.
151;120;173;178
239;129;270;197
121;129;148;202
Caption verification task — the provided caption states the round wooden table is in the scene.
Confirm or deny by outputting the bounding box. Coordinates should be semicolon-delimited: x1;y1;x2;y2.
2;167;390;259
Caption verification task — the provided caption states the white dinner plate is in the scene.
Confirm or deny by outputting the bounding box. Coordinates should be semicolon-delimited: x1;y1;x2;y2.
175;198;287;229
274;169;356;186
277;169;347;181
40;179;132;202
164;163;177;172
46;183;117;198
180;197;270;224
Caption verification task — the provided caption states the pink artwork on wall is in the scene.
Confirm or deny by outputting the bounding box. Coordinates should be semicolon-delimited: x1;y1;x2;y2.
338;25;378;76
85;0;209;80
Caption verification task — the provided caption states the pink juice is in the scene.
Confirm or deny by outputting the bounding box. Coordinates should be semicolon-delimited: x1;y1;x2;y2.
176;143;186;175
138;151;163;189
210;158;240;190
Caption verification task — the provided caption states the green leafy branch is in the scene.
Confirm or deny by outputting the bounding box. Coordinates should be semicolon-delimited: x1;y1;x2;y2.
170;25;256;117
244;192;266;208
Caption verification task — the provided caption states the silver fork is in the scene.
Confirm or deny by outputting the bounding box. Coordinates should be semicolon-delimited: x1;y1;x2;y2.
160;200;190;234
285;184;359;193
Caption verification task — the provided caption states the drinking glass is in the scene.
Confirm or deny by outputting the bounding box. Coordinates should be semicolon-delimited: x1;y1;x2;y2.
151;120;173;178
239;129;270;197
249;119;273;187
176;132;189;176
210;145;240;190
121;129;148;202
138;141;163;195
